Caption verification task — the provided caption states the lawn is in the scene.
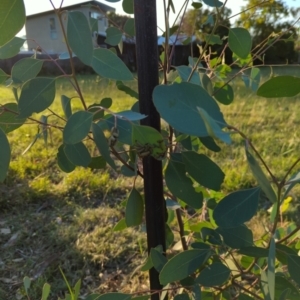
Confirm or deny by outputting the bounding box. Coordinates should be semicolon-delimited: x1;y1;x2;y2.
1;66;300;299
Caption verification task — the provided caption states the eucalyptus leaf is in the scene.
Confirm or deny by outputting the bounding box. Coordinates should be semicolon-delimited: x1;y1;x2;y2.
67;11;93;66
125;188;144;227
92;48;134;81
217;225;253;249
153;82;226;137
228;28;252;59
213;188;260;228
122;0;134;14
202;0;223;7
0;69;9;84
213;82;234;105
195;262;230;287
159;249;211;285
165;157;203;209
18;78;56;118
257;76;300;98
92;123;116;169
0;37;25;59
268;237;276;300
0;128;11;182
105;27;123;46
124;18;135;36
150;248;167;272
61;95;72;120
113;218;127;231
63;111;93;144
0;0;25;47
182;151;224;191
11;58;43;84
176;66;201;85
116;81;138;99
246;148;277;203
64;142;91;167
0;103;26;133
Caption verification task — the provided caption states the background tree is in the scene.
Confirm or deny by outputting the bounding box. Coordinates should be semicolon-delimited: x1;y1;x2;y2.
180;6;232;65
107;11;130;28
237;0;298;64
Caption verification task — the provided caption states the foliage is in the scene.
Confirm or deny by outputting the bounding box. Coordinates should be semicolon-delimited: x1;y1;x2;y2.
236;0;298;64
1;0;300;299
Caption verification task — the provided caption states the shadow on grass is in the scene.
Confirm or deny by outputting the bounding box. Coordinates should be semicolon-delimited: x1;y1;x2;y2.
0;170;148;300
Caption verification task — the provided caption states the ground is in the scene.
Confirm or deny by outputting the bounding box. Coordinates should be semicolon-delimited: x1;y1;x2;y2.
1;66;300;299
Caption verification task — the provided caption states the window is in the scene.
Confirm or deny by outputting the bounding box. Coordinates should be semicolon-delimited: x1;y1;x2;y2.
90;11;102;20
49;17;57;40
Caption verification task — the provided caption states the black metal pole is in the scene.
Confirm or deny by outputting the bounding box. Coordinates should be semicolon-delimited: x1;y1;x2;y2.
133;1;166;299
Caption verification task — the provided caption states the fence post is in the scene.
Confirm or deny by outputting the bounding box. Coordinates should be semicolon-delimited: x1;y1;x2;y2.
133;1;166;299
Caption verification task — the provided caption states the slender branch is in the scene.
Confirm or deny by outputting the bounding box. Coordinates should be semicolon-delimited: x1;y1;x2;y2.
232;280;264;300
280;157;300;187
227;125;277;184
277;225;300;244
175;208;188;250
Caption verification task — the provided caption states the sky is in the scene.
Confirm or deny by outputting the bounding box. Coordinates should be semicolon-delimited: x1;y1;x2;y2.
21;0;297;36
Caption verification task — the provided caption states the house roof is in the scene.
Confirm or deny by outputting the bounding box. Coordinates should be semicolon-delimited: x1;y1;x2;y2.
157;34;197;46
26;0;115;19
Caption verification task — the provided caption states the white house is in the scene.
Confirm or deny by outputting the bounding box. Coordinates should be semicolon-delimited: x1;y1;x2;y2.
25;0;115;53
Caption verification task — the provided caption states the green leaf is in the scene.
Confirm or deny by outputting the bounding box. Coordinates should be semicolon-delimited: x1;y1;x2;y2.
88;156;106;169
113;218;127;231
287;254;300;286
132;124;166;160
61;95;72;120
276;244;297;265
0;69;9;84
192;2;203;9
40;115;48;146
105;27;123;46
92;48;134;81
57;145;76;173
195;262;230;287
141;255;153;272
23;276;31;293
92;123;116;169
0;0;25;47
202;0;223;7
64;142;91;167
199;136;221;152
122;0;134;14
63;111;93;144
228;28;252;59
124;18;135;36
213;188;260;228
153;82;226;137
268;237;275;300
213;82;234;105
41;283;51;300
257;76;300;98
238;247;268;258
0;128;11;182
105;117;134;145
275;275;300;300
246;148;277;204
11;58;43;84
125;188;144;227
0;103;26;133
94;293;131;300
200;227;222;245
159;249;211;285
67;11;93;66
182;151;224;191
197;108;231;144
18;78;56;118
250;67;261;92
150;248;167;272
176;66;201;85
216;225;253;249
165;157;203;209
116;110;146;121
116;81;138;99
0;37;25;59
174;294;189;300
74;279;81;300
283;171;300;199
205;34;222;45
261;270;271;300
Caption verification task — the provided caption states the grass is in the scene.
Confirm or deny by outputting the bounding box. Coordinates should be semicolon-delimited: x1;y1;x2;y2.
1;66;300;298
